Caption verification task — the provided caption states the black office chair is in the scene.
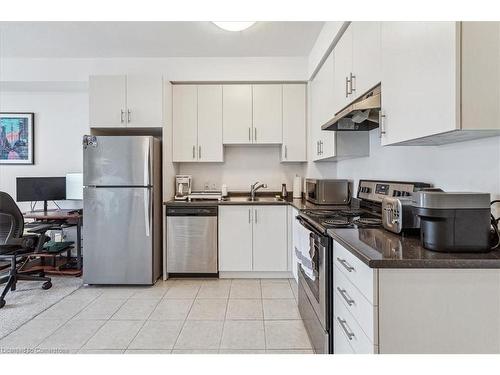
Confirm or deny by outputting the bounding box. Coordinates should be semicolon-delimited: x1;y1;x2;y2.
0;191;53;309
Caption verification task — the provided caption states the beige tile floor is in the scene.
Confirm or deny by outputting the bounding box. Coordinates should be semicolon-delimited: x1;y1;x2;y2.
0;278;313;354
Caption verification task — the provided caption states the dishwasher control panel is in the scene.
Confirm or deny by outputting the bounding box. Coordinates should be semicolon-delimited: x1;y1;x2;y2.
166;206;218;216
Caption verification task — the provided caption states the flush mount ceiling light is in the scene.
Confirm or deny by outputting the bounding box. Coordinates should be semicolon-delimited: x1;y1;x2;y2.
212;22;256;32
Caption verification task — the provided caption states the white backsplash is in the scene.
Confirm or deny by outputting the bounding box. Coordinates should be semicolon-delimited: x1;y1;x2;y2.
178;145;305;192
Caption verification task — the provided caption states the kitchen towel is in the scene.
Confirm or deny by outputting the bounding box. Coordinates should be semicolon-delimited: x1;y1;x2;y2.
295;224;315;280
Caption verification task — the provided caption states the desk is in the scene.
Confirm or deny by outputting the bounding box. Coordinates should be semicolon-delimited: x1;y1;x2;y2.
23;210;83;272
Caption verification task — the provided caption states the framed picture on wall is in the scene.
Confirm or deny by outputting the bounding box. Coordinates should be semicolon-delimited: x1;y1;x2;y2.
0;112;34;165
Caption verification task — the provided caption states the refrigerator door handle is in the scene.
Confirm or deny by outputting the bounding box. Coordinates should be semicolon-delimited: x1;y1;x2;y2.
144;188;151;237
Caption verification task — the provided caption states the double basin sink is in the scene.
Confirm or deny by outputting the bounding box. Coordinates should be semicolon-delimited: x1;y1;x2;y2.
223;196;285;203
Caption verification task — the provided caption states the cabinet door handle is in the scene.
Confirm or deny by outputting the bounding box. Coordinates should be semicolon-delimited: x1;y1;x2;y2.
285;145;288;159
349;72;356;95
254;128;257;142
248;209;251;224
198;145;201;160
337;287;355;306
192;145;195;159
254;209;258;224
337;317;355;340
127;109;131;123
379;111;386;138
337;257;355;272
345;77;349;98
120;110;125;123
319;141;323;155
248;127;251;141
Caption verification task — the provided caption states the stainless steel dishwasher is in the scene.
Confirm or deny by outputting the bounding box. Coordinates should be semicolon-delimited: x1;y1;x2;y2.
166;206;218;275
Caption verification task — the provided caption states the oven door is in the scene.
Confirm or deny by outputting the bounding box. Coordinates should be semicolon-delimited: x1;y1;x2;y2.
299;232;328;329
296;217;327;327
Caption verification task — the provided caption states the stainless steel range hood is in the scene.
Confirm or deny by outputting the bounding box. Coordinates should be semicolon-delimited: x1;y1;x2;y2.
321;84;381;131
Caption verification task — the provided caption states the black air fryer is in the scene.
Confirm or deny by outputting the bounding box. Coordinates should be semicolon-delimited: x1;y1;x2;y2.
413;191;491;252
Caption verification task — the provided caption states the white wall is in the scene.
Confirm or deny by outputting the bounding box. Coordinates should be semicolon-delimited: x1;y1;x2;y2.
178;145;304;192
335;130;500;196
1;57;308;82
0;91;89;211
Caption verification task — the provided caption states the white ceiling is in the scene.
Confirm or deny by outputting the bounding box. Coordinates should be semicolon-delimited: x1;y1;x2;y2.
0;21;324;58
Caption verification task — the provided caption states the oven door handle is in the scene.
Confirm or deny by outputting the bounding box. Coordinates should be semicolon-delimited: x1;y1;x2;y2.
296;216;320;234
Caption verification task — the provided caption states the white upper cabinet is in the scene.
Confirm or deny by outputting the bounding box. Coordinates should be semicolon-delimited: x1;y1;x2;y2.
172;84;224;162
252;84;283;144
89;75;127;127
282;84;307;162
197;85;223;162
380;22;459;145
253;206;287;272
333;26;353;112
172;85;198;162
351;22;381;96
222;84;253;144
89;75;163;128
332;22;381;115
310;51;336;161
126;75;163;127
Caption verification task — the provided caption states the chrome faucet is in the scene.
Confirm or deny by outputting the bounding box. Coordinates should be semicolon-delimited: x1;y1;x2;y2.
250;181;267;201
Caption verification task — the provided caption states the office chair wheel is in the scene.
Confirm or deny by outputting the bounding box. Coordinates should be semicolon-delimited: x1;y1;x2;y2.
42;281;52;290
0;298;5;309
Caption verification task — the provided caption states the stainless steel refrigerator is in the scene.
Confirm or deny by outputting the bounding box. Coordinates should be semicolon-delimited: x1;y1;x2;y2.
83;135;162;285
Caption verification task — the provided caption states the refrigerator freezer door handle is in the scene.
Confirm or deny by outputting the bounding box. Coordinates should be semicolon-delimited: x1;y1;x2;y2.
144;139;150;186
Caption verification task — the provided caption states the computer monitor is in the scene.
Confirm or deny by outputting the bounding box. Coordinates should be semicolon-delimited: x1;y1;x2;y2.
16;177;66;212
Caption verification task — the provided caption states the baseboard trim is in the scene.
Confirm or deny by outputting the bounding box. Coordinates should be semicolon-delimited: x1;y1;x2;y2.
219;271;293;279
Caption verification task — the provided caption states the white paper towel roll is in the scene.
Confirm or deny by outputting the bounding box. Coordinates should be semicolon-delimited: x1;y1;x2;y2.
293;175;302;199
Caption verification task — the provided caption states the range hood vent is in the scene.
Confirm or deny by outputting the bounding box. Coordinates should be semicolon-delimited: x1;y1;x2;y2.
322;84;381;131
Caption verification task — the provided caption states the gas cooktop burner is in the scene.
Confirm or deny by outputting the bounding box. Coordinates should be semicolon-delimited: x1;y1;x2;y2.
353;217;383;227
302;210;341;217
340;209;364;217
321;218;354;228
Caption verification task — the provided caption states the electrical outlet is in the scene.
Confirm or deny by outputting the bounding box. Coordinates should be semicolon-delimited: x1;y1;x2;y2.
211;183;217;190
204;182;210;190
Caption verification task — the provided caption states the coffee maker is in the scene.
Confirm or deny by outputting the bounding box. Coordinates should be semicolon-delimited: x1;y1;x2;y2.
175;175;192;200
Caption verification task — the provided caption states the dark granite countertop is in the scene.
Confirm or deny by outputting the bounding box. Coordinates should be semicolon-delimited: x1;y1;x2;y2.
327;228;500;269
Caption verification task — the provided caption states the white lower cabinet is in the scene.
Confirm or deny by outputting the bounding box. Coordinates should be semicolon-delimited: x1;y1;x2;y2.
333;240;378;354
333;239;500;354
218;206;253;271
218;205;287;273
334;292;376;354
253;206;287;271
